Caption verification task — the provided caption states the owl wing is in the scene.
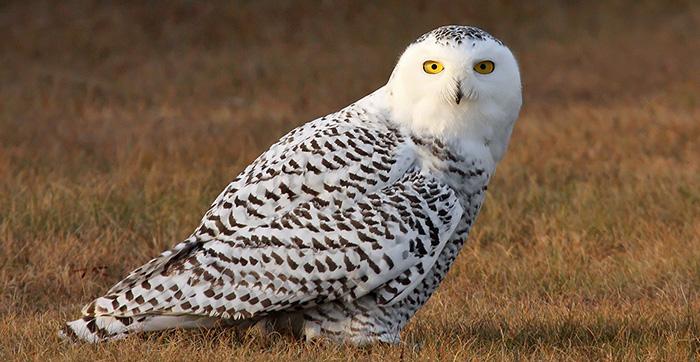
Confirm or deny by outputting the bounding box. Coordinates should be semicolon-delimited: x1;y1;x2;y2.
99;113;416;297
83;172;463;320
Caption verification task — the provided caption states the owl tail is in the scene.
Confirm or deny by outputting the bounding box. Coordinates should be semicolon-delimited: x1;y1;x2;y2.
59;314;220;342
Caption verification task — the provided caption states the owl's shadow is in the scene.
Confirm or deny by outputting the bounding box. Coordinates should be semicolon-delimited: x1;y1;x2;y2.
138;325;403;355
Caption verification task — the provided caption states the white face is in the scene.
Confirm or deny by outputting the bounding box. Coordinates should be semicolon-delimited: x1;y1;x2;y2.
386;26;522;146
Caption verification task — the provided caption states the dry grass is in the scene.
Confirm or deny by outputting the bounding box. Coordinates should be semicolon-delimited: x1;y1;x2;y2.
1;0;699;361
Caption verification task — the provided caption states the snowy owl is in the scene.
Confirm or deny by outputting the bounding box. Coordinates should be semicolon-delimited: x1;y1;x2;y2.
60;25;521;344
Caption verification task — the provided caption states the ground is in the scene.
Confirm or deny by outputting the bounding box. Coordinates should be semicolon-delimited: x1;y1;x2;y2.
1;1;699;361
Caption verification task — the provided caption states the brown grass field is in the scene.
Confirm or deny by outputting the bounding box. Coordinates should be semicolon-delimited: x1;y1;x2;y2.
1;1;699;361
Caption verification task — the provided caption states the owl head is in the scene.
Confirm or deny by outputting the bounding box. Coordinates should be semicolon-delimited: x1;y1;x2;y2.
386;26;522;159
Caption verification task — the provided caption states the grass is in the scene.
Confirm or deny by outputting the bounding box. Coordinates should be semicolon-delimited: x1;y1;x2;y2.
1;0;699;360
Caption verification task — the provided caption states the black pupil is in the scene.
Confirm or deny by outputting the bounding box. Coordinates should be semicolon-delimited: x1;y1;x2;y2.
431;64;437;70
480;64;486;70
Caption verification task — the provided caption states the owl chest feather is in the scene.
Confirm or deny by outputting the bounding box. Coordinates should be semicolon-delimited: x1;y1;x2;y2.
406;133;493;216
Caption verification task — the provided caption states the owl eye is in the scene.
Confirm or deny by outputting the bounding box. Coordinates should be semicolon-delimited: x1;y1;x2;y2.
474;60;495;74
423;61;444;74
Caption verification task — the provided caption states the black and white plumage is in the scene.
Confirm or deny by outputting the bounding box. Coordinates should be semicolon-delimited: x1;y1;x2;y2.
60;25;522;344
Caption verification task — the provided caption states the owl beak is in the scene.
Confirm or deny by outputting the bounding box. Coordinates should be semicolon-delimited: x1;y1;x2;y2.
455;80;464;105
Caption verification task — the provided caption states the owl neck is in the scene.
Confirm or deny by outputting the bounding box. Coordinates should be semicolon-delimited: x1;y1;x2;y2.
368;85;516;164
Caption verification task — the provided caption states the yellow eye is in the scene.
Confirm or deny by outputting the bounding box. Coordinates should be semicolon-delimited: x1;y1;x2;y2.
474;60;495;74
423;61;444;74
